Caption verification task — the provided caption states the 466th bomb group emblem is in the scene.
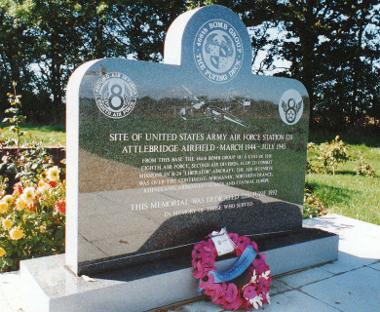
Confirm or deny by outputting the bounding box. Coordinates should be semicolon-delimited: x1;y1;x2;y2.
194;19;244;83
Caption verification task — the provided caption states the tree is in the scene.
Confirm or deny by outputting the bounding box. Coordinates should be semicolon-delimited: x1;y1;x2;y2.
0;0;379;127
0;2;36;117
0;1;188;122
237;0;380;128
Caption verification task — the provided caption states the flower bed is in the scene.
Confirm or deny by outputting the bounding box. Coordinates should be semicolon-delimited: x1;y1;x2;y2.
0;166;65;272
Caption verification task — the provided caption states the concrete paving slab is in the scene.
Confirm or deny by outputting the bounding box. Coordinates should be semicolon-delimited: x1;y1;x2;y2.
368;261;380;271
171;301;222;312
302;267;380;312
0;271;25;312
256;290;340;312
319;251;373;275
278;267;334;288
270;279;293;295
337;233;380;262
0;290;13;312
304;215;380;241
305;215;380;273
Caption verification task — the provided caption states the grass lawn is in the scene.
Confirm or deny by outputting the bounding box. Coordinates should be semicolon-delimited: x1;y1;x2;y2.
307;132;380;225
0;124;65;147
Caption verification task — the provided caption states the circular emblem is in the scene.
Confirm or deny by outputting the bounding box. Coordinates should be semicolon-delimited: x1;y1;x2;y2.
279;89;304;125
94;72;137;119
193;19;244;83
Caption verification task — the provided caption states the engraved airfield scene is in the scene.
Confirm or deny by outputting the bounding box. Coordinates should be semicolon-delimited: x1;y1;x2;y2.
67;5;310;274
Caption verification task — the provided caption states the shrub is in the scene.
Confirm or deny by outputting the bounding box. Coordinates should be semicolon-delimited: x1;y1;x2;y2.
307;136;349;175
306;142;323;174
1;84;61;193
356;157;376;177
0;143;58;194
0;166;65;272
304;187;326;218
1;82;26;147
318;136;349;175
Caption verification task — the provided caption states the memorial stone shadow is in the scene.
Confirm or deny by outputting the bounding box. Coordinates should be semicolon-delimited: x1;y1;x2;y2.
80;196;303;276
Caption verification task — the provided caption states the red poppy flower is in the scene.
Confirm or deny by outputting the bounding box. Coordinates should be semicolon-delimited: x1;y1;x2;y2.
55;199;66;215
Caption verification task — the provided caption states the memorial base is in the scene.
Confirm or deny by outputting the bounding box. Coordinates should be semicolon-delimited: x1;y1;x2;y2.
20;228;338;312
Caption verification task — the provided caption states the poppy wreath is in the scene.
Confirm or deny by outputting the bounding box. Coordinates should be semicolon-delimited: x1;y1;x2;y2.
192;232;271;310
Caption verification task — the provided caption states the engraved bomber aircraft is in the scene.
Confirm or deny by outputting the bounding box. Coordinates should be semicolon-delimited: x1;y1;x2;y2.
179;86;249;128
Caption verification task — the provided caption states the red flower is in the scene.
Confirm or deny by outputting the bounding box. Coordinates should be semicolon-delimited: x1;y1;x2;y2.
55;200;66;215
49;181;57;188
27;202;37;213
13;182;23;196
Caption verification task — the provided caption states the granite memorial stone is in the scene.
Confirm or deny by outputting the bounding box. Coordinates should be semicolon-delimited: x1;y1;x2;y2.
67;4;312;275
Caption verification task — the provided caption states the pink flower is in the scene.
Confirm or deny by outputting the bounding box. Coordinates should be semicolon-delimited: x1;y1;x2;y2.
223;284;243;310
193;261;208;279
243;285;257;300
201;255;215;267
253;257;269;275
257;277;271;293
199;274;215;289
194;240;215;257
224;283;238;303
212;285;228;305
229;232;239;244
192;241;218;279
192;249;202;261
200;276;227;304
205;284;224;298
202;245;213;253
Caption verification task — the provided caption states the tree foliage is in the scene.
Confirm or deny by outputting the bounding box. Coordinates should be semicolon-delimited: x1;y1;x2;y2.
0;0;379;128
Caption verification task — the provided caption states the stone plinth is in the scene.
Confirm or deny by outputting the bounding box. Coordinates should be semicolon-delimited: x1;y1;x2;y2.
21;228;338;312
